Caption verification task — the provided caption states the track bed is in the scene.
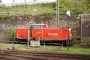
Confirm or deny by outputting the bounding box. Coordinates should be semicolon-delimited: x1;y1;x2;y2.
0;50;90;60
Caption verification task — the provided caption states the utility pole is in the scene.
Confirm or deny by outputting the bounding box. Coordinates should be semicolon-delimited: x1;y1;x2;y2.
33;0;37;23
66;11;71;50
12;0;15;6
56;0;60;27
24;0;27;9
28;29;30;48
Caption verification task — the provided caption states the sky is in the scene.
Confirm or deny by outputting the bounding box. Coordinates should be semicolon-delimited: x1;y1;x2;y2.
2;0;56;6
2;0;56;3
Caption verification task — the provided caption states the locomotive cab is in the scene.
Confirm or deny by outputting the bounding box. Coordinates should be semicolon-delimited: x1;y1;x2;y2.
30;24;48;40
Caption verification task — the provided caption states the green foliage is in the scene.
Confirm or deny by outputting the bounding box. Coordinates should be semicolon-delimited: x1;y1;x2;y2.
9;30;15;41
73;37;81;45
60;0;89;14
72;8;83;14
9;26;15;41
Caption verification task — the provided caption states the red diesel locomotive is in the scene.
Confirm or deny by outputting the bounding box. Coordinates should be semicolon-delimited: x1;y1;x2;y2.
15;24;72;45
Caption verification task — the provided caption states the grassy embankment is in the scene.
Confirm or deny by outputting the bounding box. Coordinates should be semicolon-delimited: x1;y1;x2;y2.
0;43;90;55
0;0;89;17
15;45;90;55
0;3;55;18
17;46;90;54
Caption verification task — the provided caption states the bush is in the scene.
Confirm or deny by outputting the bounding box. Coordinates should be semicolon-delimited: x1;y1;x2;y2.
9;26;15;42
73;38;81;44
72;8;83;14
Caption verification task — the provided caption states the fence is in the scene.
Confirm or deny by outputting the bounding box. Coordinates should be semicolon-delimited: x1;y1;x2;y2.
81;14;90;45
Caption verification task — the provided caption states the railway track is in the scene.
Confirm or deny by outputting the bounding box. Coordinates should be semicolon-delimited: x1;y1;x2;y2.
0;50;90;60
